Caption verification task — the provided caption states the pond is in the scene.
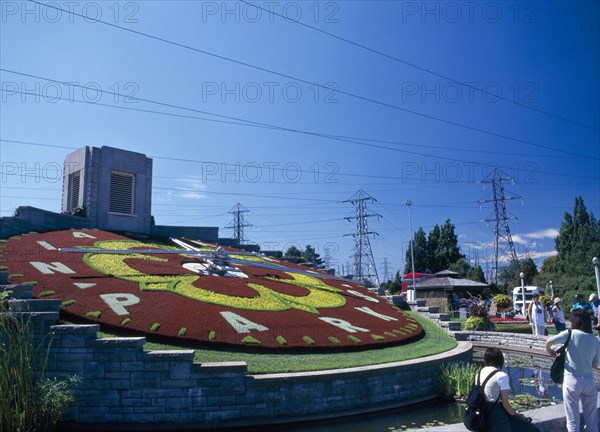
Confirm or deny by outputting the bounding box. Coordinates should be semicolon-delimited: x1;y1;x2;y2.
245;351;563;432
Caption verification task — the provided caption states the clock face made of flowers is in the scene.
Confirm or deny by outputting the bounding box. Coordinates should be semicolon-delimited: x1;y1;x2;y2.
1;230;424;349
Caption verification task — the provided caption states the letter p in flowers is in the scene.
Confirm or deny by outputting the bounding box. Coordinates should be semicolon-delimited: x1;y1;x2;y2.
100;293;141;315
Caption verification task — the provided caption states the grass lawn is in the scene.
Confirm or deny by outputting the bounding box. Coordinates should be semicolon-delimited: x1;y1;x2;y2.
98;311;458;374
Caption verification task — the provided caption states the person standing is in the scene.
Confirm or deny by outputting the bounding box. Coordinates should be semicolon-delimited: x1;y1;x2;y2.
478;347;540;431
552;297;566;332
527;293;546;336
572;293;594;319
589;293;599;326
546;309;600;432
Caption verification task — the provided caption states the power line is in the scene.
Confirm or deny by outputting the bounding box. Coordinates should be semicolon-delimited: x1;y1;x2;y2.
239;0;598;132
2;78;599;166
20;3;599;157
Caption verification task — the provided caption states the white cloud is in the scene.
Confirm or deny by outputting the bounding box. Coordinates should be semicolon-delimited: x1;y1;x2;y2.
163;177;208;200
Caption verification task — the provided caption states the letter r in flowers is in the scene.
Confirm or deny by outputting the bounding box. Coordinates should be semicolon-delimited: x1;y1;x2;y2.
354;307;398;321
318;317;370;333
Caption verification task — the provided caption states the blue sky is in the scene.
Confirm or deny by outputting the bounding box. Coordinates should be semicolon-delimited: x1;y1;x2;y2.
1;0;599;282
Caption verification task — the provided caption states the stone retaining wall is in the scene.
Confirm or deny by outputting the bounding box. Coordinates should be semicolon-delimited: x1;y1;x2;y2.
1;281;472;430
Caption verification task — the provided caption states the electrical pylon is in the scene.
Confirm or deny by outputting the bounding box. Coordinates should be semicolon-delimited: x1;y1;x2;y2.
381;257;390;282
226;203;251;247
344;190;381;285
478;168;522;284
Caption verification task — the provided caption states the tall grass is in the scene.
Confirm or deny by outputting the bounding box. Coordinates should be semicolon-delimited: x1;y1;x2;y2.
0;292;79;432
440;362;482;399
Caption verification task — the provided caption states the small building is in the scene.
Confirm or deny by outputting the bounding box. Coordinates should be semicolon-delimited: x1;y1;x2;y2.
414;270;488;299
62;146;153;234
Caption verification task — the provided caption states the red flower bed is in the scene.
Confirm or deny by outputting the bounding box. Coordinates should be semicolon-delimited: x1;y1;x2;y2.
490;317;528;323
1;230;424;350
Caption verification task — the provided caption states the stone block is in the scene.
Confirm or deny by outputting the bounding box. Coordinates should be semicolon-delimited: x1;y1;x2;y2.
134;406;166;414
122;398;152;407
154;413;181;423
131;372;161;389
51;324;99;334
169;361;192;379
120;390;144;398
160;379;197;388
145;350;194;362
144;361;170;372
120;361;145;372
83;361;105;379
165;397;192;411
143;388;187;398
8;299;61;312
92;379;131;390
122;413;154;423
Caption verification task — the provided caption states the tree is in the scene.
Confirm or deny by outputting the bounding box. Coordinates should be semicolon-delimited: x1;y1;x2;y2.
428;219;464;273
467;265;486;283
302;245;324;269
283;245;304;263
404;227;428;274
427;224;442;273
388;271;402;294
499;258;538;289
555;197;600;277
449;258;470;277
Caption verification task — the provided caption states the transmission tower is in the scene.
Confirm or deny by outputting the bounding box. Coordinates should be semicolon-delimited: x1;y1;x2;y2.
344;190;381;285
381;257;390;281
478;168;522;284
225;203;251;246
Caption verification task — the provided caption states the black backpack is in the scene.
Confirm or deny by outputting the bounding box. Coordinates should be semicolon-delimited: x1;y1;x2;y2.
463;369;500;431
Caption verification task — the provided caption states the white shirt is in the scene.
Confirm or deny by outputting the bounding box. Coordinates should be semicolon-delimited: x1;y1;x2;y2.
478;366;510;402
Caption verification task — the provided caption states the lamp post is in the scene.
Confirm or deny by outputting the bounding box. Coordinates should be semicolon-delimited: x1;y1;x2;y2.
520;271;526;318
549;280;554;298
406;199;416;301
593;257;600;299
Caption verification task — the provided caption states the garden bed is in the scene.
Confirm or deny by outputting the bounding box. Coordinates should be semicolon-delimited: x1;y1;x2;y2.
2;230;424;350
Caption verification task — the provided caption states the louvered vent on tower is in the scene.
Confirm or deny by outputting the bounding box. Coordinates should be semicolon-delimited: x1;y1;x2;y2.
109;171;135;214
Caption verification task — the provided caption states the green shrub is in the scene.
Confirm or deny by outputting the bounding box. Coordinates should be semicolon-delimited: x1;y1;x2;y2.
61;300;75;307
493;294;512;310
178;327;187;337
276;335;287;345
440;362;481;398
463;316;498;331
302;336;315;345
85;311;101;319
241;336;260;344
540;294;553;309
0;314;79;431
120;318;131;325
208;330;216;340
149;323;160;331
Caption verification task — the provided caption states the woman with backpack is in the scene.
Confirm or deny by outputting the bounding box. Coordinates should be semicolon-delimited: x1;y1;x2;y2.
546;309;600;432
477;347;540;431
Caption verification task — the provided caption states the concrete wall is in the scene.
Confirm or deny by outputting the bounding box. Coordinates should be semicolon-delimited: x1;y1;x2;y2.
152;225;219;243
0;207;90;238
1;280;472;430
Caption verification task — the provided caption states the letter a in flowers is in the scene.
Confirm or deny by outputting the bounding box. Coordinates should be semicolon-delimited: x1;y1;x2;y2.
220;311;269;334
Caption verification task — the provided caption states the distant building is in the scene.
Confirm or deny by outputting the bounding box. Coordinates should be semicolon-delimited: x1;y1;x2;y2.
62;146;153;234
